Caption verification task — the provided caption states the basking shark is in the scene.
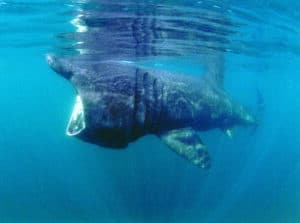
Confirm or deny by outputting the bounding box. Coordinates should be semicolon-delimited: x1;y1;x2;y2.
47;2;256;169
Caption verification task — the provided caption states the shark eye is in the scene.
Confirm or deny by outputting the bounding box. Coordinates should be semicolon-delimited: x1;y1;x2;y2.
66;95;86;136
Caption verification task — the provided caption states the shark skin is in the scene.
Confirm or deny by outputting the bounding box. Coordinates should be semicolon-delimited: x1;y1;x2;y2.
47;55;256;169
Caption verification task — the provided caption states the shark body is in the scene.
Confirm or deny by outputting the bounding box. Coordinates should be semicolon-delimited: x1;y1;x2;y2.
47;56;255;169
47;1;255;168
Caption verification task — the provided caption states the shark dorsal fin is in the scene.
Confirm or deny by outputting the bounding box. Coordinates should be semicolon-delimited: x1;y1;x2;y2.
203;50;224;88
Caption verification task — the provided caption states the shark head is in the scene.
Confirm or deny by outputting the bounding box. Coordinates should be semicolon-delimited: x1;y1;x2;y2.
46;55;137;148
47;55;87;136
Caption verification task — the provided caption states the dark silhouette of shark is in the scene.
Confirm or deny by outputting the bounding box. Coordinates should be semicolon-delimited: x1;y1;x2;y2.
47;2;256;169
47;55;255;169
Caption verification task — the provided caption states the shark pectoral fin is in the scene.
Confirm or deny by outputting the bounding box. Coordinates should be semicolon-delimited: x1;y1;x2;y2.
159;129;211;169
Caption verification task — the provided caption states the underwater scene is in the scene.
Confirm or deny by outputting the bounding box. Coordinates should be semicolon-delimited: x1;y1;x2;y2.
0;0;300;222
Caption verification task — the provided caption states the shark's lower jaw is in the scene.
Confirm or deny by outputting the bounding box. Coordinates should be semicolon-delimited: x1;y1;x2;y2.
66;95;86;136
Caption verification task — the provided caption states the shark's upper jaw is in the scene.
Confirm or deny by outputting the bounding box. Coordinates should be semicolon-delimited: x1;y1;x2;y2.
66;95;86;136
46;54;75;80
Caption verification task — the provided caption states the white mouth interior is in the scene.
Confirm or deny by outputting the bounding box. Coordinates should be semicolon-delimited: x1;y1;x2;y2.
66;95;86;136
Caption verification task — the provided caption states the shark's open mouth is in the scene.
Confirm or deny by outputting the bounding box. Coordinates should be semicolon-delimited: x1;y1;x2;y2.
66;95;86;136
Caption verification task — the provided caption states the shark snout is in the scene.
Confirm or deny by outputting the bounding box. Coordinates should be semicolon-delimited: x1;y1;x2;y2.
46;54;74;79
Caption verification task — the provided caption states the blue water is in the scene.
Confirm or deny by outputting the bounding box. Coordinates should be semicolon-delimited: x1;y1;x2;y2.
1;0;300;222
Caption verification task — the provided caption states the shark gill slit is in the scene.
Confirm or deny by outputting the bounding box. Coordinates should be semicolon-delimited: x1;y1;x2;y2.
132;68;140;138
143;71;150;131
